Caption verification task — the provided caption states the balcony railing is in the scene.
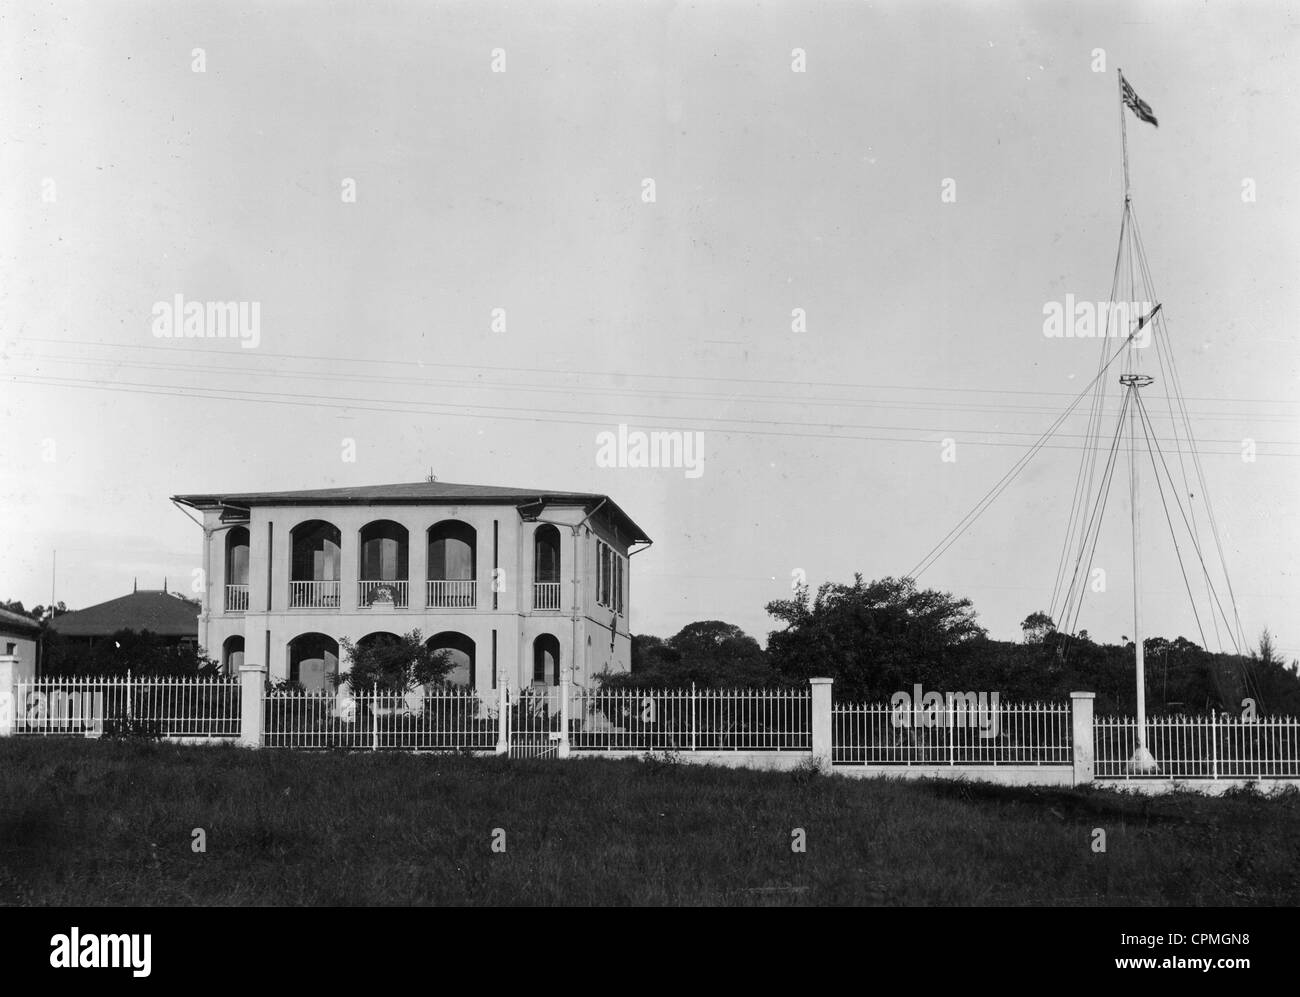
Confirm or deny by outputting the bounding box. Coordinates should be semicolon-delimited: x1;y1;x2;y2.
359;580;409;608
289;580;341;609
426;579;476;609
533;581;562;611
225;584;249;613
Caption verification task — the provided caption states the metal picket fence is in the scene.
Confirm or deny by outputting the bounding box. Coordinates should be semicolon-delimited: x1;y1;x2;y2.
1095;713;1300;778
11;675;241;738
831;701;1073;766
507;685;564;758
262;684;498;750
12;673;1300;786
569;686;811;752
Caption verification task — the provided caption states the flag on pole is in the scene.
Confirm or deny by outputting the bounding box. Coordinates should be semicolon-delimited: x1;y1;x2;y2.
1120;72;1159;127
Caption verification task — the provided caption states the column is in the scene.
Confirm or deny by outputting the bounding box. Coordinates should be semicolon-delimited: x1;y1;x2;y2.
410;520;428;610
239;662;267;748
810;677;834;770
496;681;509;755
558;675;571;758
1070;691;1096;786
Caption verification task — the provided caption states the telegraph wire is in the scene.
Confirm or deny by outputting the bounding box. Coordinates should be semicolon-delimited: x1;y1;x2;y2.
8;371;1295;457
13;335;1300;407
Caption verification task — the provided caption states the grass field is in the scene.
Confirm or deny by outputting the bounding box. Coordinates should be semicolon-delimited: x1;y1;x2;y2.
1;739;1297;906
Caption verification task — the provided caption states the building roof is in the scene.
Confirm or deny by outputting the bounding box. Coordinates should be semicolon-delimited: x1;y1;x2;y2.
172;480;652;545
0;606;41;636
48;590;200;639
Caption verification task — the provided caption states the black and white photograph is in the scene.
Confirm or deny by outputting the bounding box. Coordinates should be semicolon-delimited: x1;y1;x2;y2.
1;0;1296;951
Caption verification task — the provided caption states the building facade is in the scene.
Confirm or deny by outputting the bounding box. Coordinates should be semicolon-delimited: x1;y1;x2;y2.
0;607;40;681
172;481;651;695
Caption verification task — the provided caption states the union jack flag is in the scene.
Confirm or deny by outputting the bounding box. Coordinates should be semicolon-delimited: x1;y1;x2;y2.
1120;72;1158;127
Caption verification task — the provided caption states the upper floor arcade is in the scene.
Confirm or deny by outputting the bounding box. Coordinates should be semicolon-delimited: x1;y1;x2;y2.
174;480;651;622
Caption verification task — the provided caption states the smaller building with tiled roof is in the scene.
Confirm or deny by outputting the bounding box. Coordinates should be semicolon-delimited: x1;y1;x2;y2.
48;585;200;643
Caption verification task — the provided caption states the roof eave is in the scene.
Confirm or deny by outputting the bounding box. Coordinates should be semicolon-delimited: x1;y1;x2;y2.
171;490;651;544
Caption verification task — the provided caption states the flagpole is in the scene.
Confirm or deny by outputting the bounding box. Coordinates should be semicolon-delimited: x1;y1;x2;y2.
1117;68;1130;203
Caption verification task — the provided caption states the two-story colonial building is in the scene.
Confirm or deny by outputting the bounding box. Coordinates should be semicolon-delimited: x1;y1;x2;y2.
172;481;651;695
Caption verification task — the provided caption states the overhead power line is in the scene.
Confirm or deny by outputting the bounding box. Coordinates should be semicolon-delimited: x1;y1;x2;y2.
8;371;1297;457
13;335;1300;407
14;345;1298;426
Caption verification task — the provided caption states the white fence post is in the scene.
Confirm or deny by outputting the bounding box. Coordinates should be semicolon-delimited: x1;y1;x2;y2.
372;684;380;752
0;655;18;737
496;682;508;755
558;677;571;758
1211;712;1218;780
1070;691;1095;785
690;682;697;752
238;663;266;748
809;677;833;770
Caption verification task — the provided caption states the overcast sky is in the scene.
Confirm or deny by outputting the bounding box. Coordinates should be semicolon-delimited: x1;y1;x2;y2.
2;1;1297;658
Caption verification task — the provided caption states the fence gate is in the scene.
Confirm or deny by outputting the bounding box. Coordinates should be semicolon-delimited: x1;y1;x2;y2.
507;685;564;759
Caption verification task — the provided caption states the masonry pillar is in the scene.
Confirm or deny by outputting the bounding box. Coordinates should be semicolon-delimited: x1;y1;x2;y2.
558;676;571;758
411;522;428;611
810;677;834;770
239;662;267;748
1070;691;1096;786
496;681;509;755
338;526;358;612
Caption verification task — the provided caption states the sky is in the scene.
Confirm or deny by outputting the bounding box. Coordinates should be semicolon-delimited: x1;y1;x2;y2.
2;1;1297;658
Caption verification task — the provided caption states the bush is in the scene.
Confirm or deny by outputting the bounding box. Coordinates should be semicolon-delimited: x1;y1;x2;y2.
340;630;453;693
102;714;163;740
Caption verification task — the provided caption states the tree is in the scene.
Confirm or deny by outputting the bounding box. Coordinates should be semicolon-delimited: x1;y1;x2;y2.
339;630;453;693
1020;611;1056;644
41;628;218;678
1;599;39;621
3;600;70;624
631;634;680;672
610;622;776;688
32;602;69;624
667;621;769;677
764;574;986;701
1254;628;1279;668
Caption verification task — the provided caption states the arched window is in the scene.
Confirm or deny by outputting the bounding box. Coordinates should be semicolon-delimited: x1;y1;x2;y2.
427;521;477;608
288;632;339;693
291;521;341;579
360;520;408;580
428;521;476;579
290;520;341;608
534;525;561;583
226;527;249;584
221;635;244;677
533;634;561;687
225;527;250;611
533;525;562;610
426;631;475;688
359;520;409;607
